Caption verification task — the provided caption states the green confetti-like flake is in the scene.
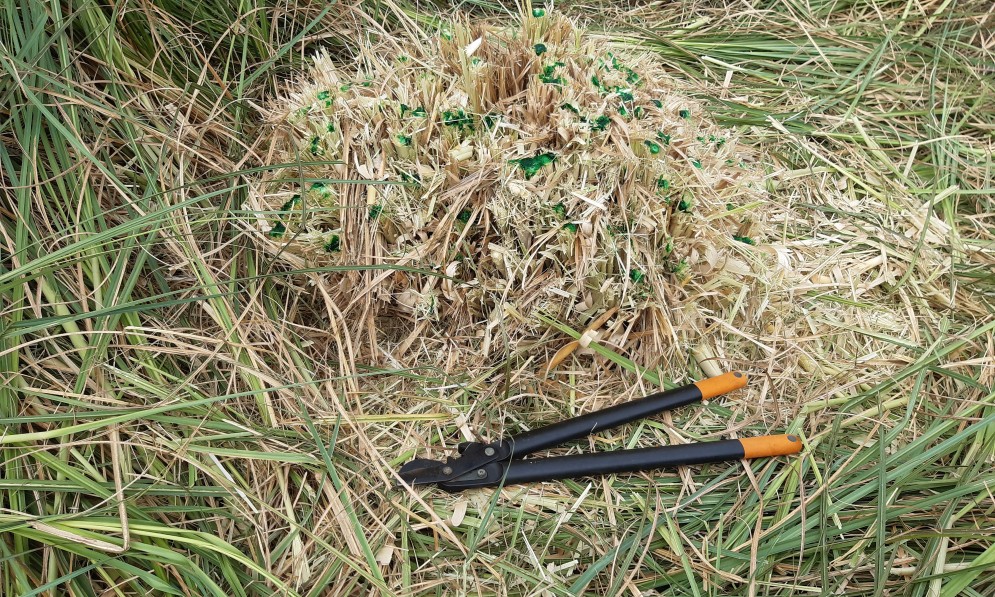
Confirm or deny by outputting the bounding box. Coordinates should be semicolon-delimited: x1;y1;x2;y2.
628;269;645;283
309;137;323;156
691;159;702;169
679;109;691;119
625;68;640;85
269;221;286;238
657;178;670;190
634;106;645;119
396;134;412;146
324;235;341;252
563;222;578;233
669;259;689;276
540;63;566;85
677;199;692;212
733;234;756;245
591;115;611;132
560;102;580;114
369;204;383;219
457;209;472;224
326;122;335;133
656;131;671;145
651;99;663;108
618;106;629;117
340;84;351;92
534;43;547;55
280;194;301;212
442;109;474;131
511;152;556;179
532;8;545;17
616;87;634;102
553;202;567;218
644;140;661;154
317;90;330;101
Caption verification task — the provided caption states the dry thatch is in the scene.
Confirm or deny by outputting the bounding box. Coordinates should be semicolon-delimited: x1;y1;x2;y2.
253;12;782;381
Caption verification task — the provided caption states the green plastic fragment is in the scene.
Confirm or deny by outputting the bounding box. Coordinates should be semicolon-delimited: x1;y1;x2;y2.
534;43;547;55
482;113;501;128
326;122;335;133
591;115;611;131
732;234;756;245
616;88;633;101
340;84;351;92
400;103;410;115
691;159;702;169
457;208;472;223
396;134;412;146
511;152;556;179
553;202;567;218
669;259;688;275
625;69;640;85
279;194;301;212
412;106;427;117
591;75;604;90
656;131;671;145
560;102;580;114
471;57;482;65
629;269;645;283
563;222;578;233
269;221;286;238
532;8;545;17
651;99;663;108
309;137;323;156
399;171;421;184
679;109;690;119
644;140;661;154
442;109;474;131
324;235;341;252
634;106;645;118
317;90;330;101
656;178;669;190
664;241;673;255
677;199;692;212
618;106;628;117
540;63;565;85
726;203;734;210
369;204;383;219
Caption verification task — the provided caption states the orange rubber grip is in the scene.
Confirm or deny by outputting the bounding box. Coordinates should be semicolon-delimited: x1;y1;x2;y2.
739;435;803;458
693;371;748;400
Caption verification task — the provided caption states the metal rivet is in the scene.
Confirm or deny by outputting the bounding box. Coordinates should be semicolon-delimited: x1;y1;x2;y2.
484;447;495;456
476;469;487;478
733;371;743;378
442;466;453;475
787;435;798;442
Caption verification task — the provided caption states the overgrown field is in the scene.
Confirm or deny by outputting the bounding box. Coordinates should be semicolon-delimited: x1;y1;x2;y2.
1;1;993;595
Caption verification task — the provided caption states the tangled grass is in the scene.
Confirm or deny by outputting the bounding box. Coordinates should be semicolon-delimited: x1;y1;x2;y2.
1;1;993;595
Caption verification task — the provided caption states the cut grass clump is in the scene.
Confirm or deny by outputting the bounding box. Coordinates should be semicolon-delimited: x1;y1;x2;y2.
258;11;768;367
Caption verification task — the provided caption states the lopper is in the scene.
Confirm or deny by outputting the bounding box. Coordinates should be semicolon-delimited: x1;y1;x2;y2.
397;371;801;492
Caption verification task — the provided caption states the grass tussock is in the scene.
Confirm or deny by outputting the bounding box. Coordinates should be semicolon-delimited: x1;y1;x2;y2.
1;1;993;596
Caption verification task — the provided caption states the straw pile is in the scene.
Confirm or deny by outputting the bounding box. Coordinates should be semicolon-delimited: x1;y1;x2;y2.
255;12;774;377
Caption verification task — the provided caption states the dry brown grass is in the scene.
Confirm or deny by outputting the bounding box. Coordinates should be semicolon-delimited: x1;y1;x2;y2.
2;1;993;595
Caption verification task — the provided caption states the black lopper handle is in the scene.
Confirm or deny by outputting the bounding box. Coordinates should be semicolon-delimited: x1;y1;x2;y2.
438;434;802;491
507;371;747;458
